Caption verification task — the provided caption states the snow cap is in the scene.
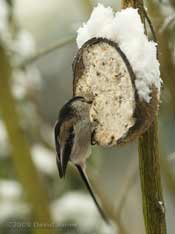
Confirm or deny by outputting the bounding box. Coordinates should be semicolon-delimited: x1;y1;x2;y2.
76;4;161;103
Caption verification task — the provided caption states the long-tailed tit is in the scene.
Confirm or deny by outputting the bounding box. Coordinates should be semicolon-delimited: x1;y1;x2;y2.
54;96;109;224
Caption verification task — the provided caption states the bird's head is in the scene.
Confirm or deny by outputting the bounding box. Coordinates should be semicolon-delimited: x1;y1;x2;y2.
58;96;91;123
55;96;92;178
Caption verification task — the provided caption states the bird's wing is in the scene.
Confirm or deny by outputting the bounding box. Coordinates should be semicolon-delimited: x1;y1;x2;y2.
54;121;64;178
54;120;75;178
61;122;75;177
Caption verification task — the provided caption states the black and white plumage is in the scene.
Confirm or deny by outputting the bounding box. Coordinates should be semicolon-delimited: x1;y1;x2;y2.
54;96;109;224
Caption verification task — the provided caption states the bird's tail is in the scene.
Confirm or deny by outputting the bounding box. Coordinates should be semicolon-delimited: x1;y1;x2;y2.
76;164;110;225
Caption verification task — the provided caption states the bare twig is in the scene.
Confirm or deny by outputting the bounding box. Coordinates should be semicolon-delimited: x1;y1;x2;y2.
159;15;175;33
143;8;157;43
18;35;75;68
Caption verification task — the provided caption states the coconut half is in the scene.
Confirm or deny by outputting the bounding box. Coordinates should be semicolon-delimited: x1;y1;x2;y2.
73;38;159;146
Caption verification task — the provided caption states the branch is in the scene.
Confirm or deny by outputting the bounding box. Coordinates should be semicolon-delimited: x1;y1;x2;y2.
18;35;75;68
142;8;157;43
120;1;167;234
138;121;167;234
0;46;55;234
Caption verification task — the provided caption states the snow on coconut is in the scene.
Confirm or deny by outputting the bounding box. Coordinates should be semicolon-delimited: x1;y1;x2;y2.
73;4;161;146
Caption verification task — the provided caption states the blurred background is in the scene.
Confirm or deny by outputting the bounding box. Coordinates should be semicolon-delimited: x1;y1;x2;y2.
0;0;174;234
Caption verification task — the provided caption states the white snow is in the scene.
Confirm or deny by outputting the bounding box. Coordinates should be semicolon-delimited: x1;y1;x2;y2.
2;29;36;66
0;180;29;223
168;152;175;161
12;66;42;99
77;4;161;103
9;31;42;100
0;1;42;101
0;0;9;35
10;30;36;64
51;192;117;234
0;121;7;146
0;180;22;200
0;201;29;223
0;120;10;157
31;144;57;175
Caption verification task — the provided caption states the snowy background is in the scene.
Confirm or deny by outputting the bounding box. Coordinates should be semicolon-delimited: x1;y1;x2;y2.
0;0;175;234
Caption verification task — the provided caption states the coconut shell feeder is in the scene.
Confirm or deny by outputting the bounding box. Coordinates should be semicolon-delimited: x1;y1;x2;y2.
73;37;159;147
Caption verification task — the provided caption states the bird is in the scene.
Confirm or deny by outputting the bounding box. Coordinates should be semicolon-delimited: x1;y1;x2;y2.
54;96;109;224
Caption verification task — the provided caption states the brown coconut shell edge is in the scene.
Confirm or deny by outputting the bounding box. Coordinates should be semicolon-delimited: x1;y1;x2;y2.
73;37;159;146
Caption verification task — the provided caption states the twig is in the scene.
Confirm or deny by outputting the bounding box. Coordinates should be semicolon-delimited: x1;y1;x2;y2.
143;8;157;43
18;34;75;68
159;15;175;33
